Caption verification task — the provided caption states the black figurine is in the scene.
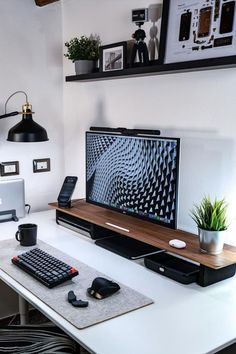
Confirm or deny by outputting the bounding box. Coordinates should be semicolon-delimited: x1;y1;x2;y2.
130;24;149;66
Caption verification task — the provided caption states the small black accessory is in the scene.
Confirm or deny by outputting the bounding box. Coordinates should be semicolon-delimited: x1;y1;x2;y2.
131;27;149;66
71;300;89;308
130;8;149;66
68;290;76;303
67;290;89;307
57;176;78;208
87;277;120;300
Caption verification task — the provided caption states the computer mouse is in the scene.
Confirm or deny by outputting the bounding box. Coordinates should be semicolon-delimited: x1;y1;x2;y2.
169;239;186;249
87;277;120;300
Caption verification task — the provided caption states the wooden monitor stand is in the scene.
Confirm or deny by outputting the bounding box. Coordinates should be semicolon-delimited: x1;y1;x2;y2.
49;199;236;286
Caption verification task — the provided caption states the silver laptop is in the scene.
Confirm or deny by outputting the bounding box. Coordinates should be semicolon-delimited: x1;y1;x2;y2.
0;179;25;221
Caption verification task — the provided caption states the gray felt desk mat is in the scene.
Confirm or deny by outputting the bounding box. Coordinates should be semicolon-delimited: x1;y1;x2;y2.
0;239;153;329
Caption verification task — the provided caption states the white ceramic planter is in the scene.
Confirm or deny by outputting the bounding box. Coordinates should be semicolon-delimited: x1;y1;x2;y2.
198;228;226;255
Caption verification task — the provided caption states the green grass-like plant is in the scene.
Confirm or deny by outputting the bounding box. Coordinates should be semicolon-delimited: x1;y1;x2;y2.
190;196;228;231
64;34;101;62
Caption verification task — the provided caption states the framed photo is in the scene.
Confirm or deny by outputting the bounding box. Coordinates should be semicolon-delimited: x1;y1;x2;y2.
99;42;127;72
0;161;19;176
33;158;50;173
164;0;236;64
141;2;169;65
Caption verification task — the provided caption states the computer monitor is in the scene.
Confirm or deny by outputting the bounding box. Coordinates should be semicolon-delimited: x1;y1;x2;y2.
86;131;180;229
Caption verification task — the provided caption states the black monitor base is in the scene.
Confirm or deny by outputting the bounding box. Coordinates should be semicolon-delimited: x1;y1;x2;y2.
95;235;164;260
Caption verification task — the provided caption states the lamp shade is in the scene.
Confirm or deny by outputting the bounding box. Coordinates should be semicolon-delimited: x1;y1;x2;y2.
7;105;48;142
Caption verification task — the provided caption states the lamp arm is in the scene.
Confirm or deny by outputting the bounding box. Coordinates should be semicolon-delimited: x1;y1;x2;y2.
0;111;19;119
4;91;28;115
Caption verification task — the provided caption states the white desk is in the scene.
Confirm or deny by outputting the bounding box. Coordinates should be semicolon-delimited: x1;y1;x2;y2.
0;210;236;354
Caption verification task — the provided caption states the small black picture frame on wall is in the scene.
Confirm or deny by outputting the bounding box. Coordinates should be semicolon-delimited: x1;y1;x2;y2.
99;42;127;72
33;158;50;173
163;0;236;67
0;161;19;177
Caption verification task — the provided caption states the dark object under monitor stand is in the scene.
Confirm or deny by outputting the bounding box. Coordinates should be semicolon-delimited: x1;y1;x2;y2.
144;253;236;287
144;253;200;284
0;209;18;222
95;235;164;260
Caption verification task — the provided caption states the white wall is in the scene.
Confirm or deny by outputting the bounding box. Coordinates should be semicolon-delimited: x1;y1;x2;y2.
62;0;236;245
0;0;64;212
0;0;64;319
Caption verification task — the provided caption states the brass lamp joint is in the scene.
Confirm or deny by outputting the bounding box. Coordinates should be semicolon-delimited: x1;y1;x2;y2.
21;103;35;115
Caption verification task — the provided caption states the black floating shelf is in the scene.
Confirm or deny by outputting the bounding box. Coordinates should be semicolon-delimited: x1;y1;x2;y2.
65;55;236;82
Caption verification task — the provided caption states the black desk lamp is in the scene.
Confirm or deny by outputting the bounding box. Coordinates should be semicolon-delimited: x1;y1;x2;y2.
0;91;49;142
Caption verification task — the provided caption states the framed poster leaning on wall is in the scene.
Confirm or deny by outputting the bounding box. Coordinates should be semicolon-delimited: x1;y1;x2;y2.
164;0;236;65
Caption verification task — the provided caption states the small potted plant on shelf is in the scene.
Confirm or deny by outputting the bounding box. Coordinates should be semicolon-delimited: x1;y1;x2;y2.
64;34;101;75
190;196;228;255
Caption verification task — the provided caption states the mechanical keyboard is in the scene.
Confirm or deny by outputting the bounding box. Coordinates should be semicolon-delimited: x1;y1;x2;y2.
12;248;79;288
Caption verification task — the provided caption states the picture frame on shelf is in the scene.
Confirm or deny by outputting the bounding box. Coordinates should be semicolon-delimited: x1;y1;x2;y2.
127;3;169;67
163;0;236;65
133;2;168;66
99;42;127;72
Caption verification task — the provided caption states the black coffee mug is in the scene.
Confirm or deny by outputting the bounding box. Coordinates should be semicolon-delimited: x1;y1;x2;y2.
15;224;37;246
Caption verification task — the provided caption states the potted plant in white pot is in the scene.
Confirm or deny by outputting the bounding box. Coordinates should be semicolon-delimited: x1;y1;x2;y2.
64;34;101;75
190;196;228;255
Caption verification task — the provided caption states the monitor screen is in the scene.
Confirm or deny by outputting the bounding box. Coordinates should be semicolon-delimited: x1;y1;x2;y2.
86;131;180;229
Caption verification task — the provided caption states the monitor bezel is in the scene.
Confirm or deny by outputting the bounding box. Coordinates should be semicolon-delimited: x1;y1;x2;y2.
85;131;180;230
